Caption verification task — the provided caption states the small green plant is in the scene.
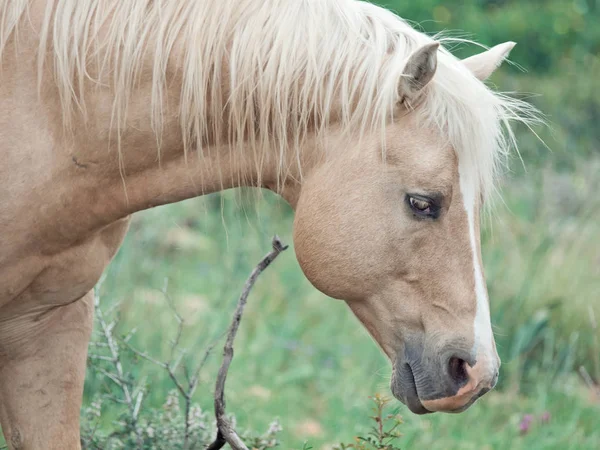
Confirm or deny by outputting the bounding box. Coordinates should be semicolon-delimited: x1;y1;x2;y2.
81;390;282;449
334;394;403;450
82;288;283;450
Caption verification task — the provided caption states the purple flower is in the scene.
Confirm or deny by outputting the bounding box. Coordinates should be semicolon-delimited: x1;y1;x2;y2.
519;414;534;435
541;411;551;424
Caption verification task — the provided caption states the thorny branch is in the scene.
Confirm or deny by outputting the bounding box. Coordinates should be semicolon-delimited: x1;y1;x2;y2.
207;236;289;450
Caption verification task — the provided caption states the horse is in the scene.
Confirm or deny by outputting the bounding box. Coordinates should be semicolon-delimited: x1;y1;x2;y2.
0;0;539;448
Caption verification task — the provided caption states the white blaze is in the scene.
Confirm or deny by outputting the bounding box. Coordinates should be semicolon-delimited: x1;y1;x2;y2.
458;166;494;361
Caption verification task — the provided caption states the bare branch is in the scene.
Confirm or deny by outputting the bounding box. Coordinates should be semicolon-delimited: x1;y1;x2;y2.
123;327;138;343
90;237;286;450
88;354;117;363
191;339;219;391
93;292;144;449
123;343;168;369
133;391;144;420
96;368;126;387
104;394;128;405
166;366;190;400
207;236;289;450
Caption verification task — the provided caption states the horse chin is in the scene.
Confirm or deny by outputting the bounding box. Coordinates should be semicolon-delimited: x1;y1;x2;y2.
390;364;433;415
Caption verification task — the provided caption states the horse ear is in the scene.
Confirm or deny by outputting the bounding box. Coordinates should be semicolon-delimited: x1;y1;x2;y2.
399;42;439;104
462;42;516;81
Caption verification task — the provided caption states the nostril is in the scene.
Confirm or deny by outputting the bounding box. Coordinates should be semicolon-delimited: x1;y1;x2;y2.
447;356;469;387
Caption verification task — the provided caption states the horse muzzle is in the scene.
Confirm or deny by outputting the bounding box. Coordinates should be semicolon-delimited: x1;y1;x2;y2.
390;338;500;414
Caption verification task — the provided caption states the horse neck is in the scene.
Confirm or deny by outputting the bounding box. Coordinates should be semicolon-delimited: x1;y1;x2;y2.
68;73;328;225
43;0;360;226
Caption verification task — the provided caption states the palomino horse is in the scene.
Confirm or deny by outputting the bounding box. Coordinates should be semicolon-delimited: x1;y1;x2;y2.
0;0;538;448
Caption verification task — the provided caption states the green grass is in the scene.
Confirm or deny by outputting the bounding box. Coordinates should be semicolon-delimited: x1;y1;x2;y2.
77;159;599;449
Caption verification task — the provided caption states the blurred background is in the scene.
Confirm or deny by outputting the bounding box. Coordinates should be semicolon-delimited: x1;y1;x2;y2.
84;1;600;449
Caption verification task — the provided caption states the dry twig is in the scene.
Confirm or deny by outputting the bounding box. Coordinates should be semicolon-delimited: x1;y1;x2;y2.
206;236;289;450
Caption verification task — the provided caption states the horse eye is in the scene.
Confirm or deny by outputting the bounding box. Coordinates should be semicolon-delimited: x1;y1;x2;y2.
409;196;431;213
406;194;442;219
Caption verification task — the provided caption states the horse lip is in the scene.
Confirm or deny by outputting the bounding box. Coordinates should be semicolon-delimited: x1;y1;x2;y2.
394;363;433;415
444;388;488;414
406;394;432;415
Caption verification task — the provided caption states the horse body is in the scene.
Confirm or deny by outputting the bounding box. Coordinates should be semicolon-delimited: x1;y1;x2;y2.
0;1;537;448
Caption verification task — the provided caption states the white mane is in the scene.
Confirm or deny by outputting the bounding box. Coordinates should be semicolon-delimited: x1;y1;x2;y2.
0;0;539;197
